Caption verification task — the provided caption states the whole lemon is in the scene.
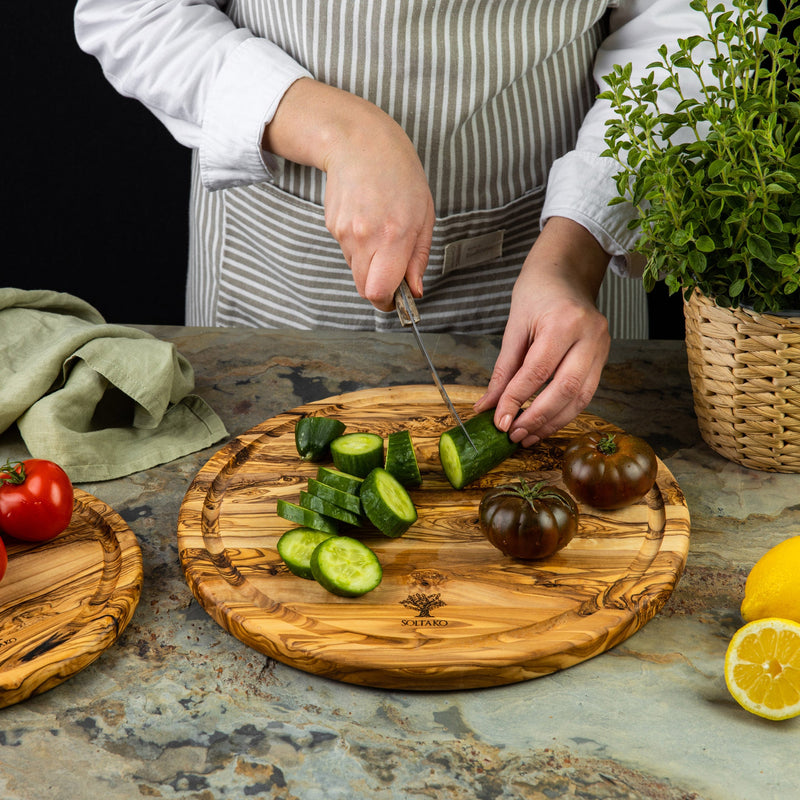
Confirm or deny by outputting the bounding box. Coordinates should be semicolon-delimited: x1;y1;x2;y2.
740;536;800;624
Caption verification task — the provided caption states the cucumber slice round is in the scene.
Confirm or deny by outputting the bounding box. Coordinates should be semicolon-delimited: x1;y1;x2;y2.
330;432;384;478
310;536;383;597
384;429;422;488
294;416;346;461
277;527;337;579
360;467;417;538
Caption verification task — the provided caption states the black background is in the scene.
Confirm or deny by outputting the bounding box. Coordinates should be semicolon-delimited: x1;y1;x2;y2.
10;6;190;324
11;5;689;334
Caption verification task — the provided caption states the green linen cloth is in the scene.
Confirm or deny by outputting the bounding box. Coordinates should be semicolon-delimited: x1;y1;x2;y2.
0;288;228;482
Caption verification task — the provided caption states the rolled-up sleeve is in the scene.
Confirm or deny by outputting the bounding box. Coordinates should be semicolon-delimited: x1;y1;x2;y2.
541;0;733;276
74;0;312;190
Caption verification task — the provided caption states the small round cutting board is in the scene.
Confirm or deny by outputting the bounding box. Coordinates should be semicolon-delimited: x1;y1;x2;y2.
0;489;142;708
178;386;690;690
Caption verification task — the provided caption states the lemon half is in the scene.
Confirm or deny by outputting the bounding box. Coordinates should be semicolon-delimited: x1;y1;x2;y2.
724;618;800;720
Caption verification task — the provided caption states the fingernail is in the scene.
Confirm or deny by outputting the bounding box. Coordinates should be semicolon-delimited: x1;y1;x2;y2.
510;426;527;443
499;414;513;431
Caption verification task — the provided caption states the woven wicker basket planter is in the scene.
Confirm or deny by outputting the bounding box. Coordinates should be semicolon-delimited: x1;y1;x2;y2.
683;289;800;473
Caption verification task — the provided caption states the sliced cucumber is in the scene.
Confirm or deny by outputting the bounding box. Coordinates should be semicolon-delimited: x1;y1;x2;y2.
310;535;383;597
299;490;362;527
307;478;362;516
277;527;337;579
276;498;339;535
330;432;384;478
360;467;417;538
294;415;346;461
439;409;519;489
315;466;364;495
384;429;422;488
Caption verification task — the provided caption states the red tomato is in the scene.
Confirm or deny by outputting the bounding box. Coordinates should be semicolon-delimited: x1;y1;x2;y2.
0;459;74;542
0;537;6;583
562;431;658;510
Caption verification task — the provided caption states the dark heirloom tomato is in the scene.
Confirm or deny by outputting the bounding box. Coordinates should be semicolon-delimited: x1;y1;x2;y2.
479;479;578;560
562;431;658;510
0;459;74;542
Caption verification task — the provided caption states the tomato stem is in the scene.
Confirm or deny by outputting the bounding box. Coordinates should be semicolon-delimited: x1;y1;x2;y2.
0;459;26;486
597;433;619;455
497;477;566;506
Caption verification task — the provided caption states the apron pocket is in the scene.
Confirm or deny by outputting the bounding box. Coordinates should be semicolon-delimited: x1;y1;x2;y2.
216;179;546;334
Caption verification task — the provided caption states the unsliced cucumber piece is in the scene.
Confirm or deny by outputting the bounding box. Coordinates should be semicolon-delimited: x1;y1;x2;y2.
384;429;422;488
277;527;337;579
276;498;339;535
315;466;364;495
439;409;518;490
360;467;417;538
330;432;384;478
310;536;383;597
307;478;362;515
299;490;362;527
294;415;346;461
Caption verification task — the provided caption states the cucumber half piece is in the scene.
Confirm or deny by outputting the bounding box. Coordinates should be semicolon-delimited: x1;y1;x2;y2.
294;415;346;461
360;467;417;538
310;536;383;597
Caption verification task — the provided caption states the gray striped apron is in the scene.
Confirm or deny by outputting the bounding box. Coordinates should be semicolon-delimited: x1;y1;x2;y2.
187;0;648;338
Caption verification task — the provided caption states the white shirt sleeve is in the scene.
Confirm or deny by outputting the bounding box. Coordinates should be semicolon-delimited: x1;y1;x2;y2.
541;0;734;277
74;0;312;191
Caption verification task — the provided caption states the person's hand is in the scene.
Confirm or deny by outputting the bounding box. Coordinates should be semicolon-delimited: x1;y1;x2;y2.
262;78;435;310
473;217;612;446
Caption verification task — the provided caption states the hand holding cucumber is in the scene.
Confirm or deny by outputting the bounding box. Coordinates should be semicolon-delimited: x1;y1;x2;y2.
473;217;611;449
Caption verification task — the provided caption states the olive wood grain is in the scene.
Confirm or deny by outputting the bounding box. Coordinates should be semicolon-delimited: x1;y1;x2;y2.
0;489;143;708
178;386;690;690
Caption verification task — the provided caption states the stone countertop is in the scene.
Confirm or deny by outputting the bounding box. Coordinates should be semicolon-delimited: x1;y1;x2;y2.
1;328;797;800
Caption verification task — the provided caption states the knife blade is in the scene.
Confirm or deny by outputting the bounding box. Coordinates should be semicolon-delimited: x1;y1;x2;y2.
394;280;478;451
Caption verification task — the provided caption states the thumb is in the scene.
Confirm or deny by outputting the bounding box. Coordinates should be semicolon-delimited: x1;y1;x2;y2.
404;203;435;297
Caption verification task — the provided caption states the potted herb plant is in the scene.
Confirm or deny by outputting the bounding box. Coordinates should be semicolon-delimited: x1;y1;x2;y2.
601;0;800;473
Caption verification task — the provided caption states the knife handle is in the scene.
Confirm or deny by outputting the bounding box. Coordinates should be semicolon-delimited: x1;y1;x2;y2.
394;279;420;326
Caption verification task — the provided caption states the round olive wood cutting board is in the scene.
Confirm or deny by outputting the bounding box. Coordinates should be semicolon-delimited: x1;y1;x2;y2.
0;488;142;708
178;385;690;690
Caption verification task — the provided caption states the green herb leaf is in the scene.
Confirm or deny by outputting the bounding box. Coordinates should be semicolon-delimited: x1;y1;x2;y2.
707;160;728;179
696;236;716;252
763;212;785;234
730;278;746;297
747;235;774;263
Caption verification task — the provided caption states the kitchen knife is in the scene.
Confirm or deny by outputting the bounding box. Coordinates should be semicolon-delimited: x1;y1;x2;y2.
394;280;477;451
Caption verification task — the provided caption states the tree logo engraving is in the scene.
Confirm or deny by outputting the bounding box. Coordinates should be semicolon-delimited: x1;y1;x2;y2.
399;592;448;627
